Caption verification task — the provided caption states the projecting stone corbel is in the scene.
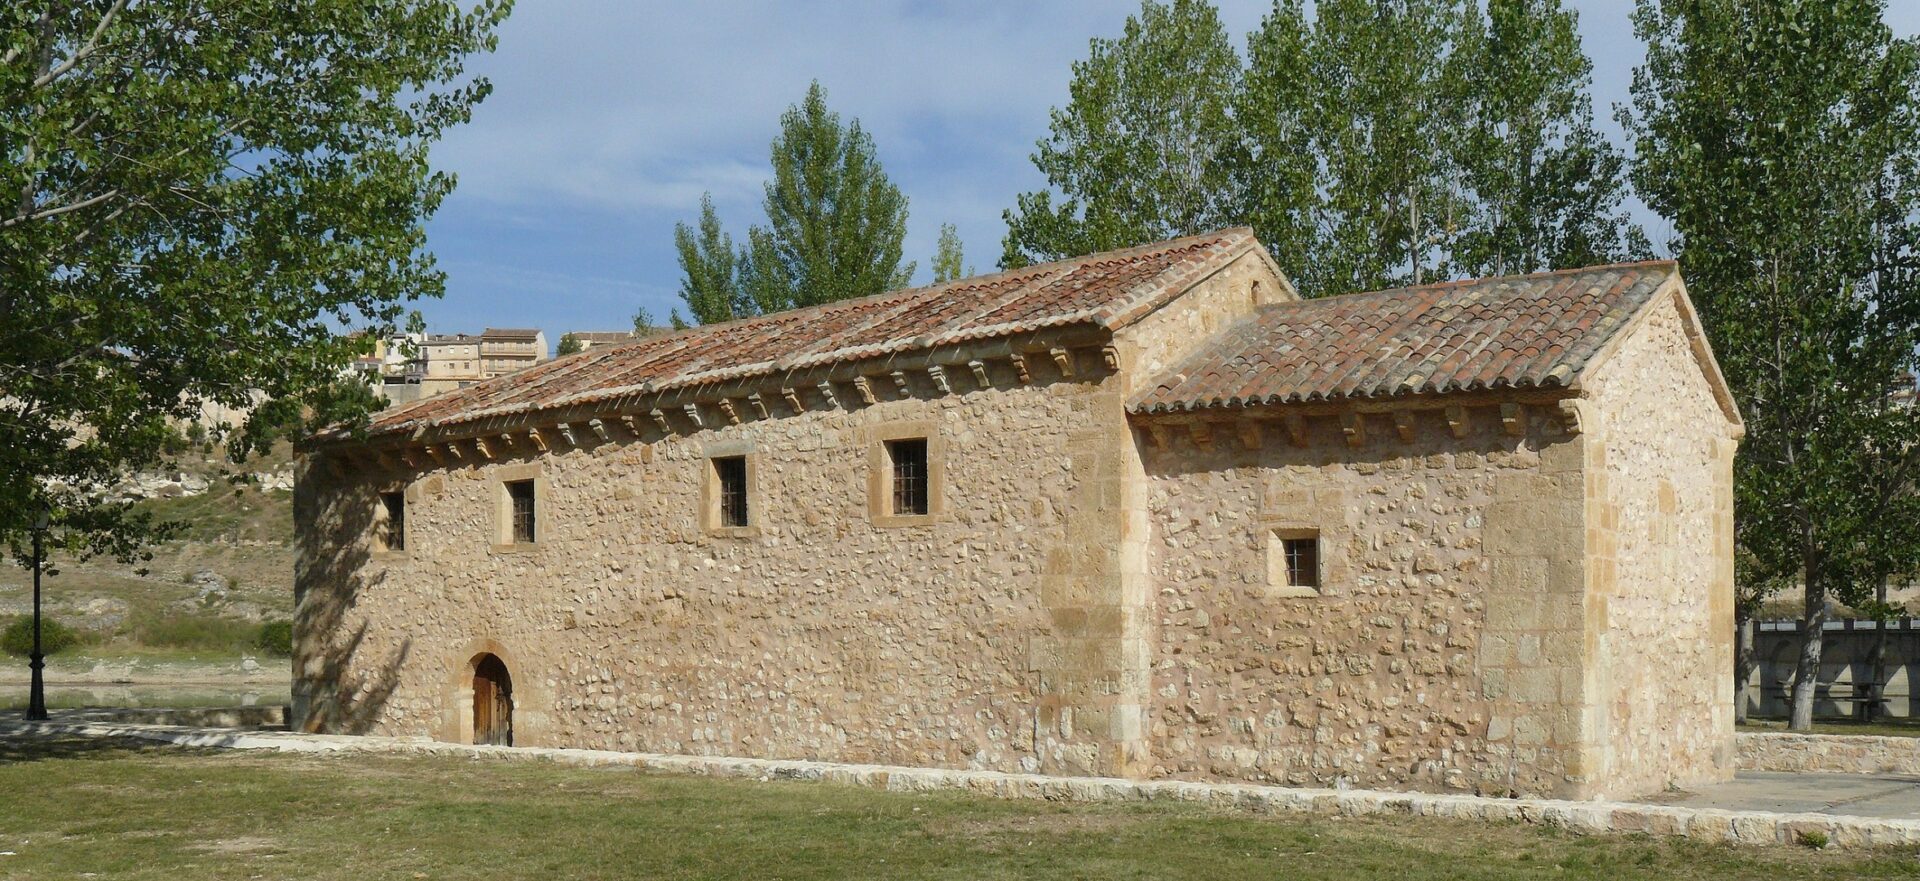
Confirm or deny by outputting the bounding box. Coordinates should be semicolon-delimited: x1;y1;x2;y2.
422;445;444;466
1393;411;1417;444
615;415;641;438
681;404;705;429
1101;344;1121;372
852;376;876;405
496;432;517;452
747;393;769;419
967;360;990;387
818;381;840;408
471;437;494;461
587;418;612;441
1187;422;1214;452
649;408;671;433
1283;414;1308;448
1010;353;1032;384
926;364;951;393
1501;403;1526;437
1445;405;1470;439
781;388;804;413
402;449;425;470
1237;421;1262;451
1341;412;1366;447
1555;399;1587;435
527;428;550;452
890;371;910;396
554;423;579;446
1049;347;1074;376
440;442;464;463
717;400;739;425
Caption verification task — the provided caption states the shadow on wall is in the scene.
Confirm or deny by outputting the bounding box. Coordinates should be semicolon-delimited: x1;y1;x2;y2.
291;457;410;735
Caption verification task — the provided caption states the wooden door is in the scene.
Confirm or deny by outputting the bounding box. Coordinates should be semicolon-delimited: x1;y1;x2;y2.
472;654;513;746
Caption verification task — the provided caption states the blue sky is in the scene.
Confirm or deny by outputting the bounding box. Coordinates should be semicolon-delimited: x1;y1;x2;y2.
418;1;1920;340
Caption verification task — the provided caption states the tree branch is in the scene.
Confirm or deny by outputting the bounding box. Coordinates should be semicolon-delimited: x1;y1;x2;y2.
0;188;121;229
33;0;131;89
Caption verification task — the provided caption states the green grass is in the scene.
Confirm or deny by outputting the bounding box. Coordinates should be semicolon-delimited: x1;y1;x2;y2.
0;738;1916;880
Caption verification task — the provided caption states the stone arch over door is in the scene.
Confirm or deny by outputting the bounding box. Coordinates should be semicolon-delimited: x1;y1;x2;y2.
444;637;534;746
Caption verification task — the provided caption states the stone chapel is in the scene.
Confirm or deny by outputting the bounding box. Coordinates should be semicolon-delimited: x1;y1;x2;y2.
294;228;1742;800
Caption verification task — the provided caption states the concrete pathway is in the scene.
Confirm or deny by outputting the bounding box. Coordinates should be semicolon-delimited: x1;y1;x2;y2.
1662;771;1920;820
4;717;1919;849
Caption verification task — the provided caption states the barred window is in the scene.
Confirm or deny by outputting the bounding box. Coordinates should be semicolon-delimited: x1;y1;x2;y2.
887;438;929;516
1282;537;1319;590
506;479;536;544
713;456;749;528
379;491;405;551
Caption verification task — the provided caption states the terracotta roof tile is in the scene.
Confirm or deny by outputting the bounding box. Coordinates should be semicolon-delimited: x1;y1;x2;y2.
1130;261;1675;414
357;228;1259;438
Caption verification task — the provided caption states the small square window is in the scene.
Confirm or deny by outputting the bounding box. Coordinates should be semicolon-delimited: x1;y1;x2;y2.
887;438;929;516
1267;529;1321;596
713;456;749;528
378;491;405;552
506;479;536;544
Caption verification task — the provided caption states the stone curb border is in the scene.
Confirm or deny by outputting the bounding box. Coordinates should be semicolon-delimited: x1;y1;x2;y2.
10;721;1920;850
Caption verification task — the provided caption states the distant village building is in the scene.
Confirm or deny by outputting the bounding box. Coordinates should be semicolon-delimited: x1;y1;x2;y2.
418;333;483;397
564;331;639;352
480;328;548;377
295;229;1742;801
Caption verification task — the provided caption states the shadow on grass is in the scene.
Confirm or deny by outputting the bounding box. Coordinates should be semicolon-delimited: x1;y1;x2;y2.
0;730;187;765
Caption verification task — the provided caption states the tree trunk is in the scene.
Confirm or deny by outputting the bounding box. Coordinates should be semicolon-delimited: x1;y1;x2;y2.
1734;611;1754;725
1870;575;1890;724
1789;575;1827;731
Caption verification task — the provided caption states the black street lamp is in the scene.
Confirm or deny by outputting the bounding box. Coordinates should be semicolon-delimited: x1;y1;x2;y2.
26;508;49;721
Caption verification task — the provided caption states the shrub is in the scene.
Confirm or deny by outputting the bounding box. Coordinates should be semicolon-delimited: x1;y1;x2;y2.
132;614;259;653
0;616;81;657
255;620;293;657
1797;829;1829;849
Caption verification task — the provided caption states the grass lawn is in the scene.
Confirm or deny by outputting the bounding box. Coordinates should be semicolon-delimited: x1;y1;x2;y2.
0;738;1917;880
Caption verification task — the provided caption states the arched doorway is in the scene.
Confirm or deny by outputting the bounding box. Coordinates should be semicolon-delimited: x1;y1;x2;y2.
471;653;513;746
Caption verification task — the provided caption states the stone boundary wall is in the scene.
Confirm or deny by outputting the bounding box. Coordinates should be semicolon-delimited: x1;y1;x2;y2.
1738;732;1920;776
11;720;1918;850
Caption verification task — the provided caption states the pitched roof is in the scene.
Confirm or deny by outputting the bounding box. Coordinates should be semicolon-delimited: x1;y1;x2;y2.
1130;261;1676;414
482;327;542;340
353;227;1262;438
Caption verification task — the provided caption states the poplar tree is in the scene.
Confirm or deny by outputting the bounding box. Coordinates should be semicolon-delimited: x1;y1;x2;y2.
1452;0;1643;277
1625;0;1920;730
931;223;973;283
671;194;745;325
1001;0;1244;267
743;82;912;311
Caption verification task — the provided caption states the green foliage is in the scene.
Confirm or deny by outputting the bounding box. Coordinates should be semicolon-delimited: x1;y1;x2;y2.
1013;0;1639;294
1003;0;1244;268
1;616;79;657
132;614;262;654
0;1;510;565
555;333;583;357
1449;0;1646;277
670;83;914;322
673;193;747;324
254;619;293;657
631;306;658;335
745;81;914;311
931;224;973;283
1624;0;1920;728
1796;830;1828;850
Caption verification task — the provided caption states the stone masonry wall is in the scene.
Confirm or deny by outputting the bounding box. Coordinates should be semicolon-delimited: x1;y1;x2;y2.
1137;404;1592;797
295;248;1292;779
1582;294;1739;796
297;373;1126;774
